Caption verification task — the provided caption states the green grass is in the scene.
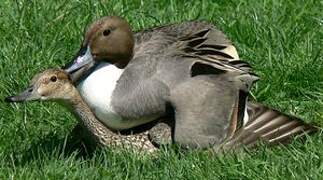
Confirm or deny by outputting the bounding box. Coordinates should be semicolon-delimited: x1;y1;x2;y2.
0;0;322;179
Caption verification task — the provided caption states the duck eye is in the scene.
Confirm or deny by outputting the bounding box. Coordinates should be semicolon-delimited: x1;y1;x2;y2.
50;76;57;82
103;29;111;36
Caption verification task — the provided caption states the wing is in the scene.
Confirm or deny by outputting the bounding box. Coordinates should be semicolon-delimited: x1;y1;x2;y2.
169;70;257;149
133;20;257;79
133;20;239;62
220;102;320;152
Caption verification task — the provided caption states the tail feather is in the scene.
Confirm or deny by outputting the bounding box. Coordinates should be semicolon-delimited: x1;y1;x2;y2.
221;102;319;151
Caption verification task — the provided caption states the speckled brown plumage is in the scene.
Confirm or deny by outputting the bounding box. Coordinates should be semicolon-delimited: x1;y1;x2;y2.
7;68;170;153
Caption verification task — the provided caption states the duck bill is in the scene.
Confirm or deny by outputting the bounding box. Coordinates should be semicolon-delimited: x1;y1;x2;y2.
64;46;95;75
5;86;39;103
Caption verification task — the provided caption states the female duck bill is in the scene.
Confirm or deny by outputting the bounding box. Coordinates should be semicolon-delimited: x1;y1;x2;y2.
5;86;37;102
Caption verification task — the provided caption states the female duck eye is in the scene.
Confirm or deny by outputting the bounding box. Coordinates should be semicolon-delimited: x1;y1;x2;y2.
50;76;57;82
103;29;111;36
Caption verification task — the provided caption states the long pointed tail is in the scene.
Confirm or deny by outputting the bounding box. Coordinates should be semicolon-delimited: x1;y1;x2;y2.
221;102;320;151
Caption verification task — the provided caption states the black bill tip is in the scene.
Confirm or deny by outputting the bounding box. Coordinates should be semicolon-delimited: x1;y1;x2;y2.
5;96;15;103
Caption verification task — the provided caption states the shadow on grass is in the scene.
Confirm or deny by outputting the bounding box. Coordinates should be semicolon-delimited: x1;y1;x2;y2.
5;125;98;167
2;116;175;168
4;122;321;168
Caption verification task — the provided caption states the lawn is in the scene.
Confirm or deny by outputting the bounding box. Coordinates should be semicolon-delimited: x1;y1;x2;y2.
0;0;322;179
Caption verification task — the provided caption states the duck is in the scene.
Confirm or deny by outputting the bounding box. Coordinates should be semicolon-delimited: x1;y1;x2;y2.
5;67;318;153
61;16;319;149
5;68;174;153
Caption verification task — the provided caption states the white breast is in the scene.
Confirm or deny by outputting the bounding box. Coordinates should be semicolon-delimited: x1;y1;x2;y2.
77;63;125;129
77;62;156;130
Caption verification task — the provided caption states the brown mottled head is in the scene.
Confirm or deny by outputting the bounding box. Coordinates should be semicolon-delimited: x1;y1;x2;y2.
64;16;134;80
5;69;76;102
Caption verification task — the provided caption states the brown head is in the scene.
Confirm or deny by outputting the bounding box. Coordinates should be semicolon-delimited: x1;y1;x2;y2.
5;69;76;102
64;16;134;81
